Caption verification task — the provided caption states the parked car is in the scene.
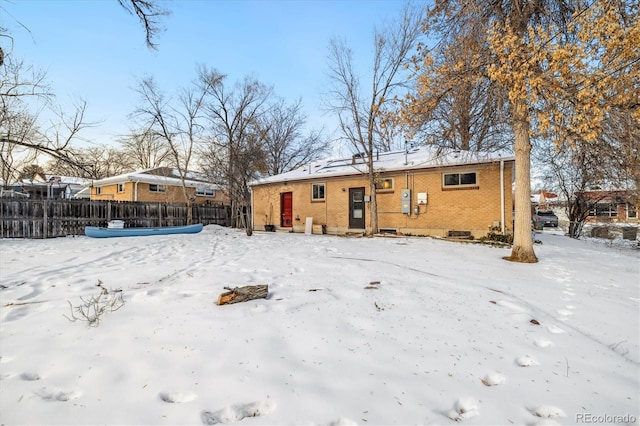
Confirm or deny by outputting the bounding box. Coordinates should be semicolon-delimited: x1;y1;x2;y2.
533;210;559;228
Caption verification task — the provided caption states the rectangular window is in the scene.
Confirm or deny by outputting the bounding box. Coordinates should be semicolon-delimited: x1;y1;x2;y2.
443;172;477;187
196;188;215;197
589;202;617;217
627;203;637;219
375;178;394;191
95;187;102;195
149;184;166;193
311;183;325;201
117;183;125;193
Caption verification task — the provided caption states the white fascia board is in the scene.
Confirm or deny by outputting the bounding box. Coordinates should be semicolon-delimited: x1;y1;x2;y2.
250;147;515;187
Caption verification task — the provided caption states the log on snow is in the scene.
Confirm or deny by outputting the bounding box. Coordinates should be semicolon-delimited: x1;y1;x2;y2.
217;285;269;305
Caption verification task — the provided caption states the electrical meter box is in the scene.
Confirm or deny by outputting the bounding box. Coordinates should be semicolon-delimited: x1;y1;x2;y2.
401;189;411;213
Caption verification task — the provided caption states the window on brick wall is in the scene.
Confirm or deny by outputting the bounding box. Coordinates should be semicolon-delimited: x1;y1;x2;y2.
627;203;637;219
149;184;166;193
588;202;617;217
196;188;215;197
375;178;394;191
443;172;477;188
311;183;325;201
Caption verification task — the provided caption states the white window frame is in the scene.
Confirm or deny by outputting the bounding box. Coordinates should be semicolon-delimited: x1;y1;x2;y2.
196;188;216;197
95;186;102;195
117;183;125;193
443;171;478;188
311;182;326;201
149;184;166;193
588;202;618;218
627;203;637;219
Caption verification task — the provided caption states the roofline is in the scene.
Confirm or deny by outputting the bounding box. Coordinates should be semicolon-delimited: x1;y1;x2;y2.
250;156;515;187
90;174;219;189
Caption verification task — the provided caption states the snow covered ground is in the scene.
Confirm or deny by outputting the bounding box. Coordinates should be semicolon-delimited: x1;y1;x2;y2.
0;226;638;425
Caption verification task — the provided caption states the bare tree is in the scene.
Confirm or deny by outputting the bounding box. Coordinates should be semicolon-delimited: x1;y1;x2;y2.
116;0;170;49
326;3;425;235
198;67;272;235
537;140;608;238
133;76;212;224
119;128;172;169
258;98;328;176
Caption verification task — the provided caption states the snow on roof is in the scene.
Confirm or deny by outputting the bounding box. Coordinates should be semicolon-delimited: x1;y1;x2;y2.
251;146;514;186
43;175;92;186
91;168;219;189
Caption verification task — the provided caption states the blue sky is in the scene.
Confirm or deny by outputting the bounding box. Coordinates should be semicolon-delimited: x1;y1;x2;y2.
2;0;419;151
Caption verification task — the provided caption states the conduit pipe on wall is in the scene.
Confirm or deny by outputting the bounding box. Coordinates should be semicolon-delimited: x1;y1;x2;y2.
500;159;505;234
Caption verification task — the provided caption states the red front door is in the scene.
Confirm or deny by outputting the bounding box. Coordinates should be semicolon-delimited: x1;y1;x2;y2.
281;192;293;227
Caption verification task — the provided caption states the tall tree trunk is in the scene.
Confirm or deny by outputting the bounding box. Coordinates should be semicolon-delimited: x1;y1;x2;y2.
506;102;538;263
186;200;193;225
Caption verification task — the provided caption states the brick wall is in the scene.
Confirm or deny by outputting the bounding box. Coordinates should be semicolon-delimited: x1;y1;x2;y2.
252;160;514;237
91;182;228;205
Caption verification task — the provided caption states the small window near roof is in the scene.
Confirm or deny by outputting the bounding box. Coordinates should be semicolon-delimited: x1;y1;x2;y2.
311;183;325;201
149;184;166;193
443;172;477;187
117;183;125;193
196;188;215;197
95;187;102;195
375;178;394;191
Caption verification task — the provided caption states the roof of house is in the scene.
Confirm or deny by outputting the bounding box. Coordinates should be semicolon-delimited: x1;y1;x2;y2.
531;190;559;204
90;168;219;189
250;146;514;186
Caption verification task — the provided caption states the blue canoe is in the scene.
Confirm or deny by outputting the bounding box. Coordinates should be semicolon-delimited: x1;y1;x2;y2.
85;223;203;238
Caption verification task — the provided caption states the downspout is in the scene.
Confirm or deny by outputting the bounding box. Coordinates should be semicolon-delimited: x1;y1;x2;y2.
134;180;140;202
250;186;254;230
500;159;505;234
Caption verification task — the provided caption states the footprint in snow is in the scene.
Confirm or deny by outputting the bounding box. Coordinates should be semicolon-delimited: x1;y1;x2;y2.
201;400;276;424
35;387;81;402
515;355;539;367
159;391;197;403
446;397;479;422
20;372;41;381
546;325;566;334
534;338;554;348
329;418;358;426
481;372;506;386
532;405;566;419
556;309;574;317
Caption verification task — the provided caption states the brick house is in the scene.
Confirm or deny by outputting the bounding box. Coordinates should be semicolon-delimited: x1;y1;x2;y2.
580;190;638;223
249;147;515;238
89;167;228;205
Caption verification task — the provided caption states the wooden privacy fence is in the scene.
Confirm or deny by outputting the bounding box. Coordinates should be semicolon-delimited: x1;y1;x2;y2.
0;199;231;239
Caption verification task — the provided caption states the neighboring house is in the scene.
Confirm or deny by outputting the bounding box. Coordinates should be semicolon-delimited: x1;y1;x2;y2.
530;190;559;211
89;167;228;205
250;146;515;238
580;190;638;224
2;174;91;199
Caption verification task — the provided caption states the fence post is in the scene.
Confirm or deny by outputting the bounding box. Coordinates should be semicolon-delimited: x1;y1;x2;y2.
43;200;48;239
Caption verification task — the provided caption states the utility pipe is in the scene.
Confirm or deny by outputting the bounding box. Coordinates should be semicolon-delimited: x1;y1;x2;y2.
500;159;505;234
